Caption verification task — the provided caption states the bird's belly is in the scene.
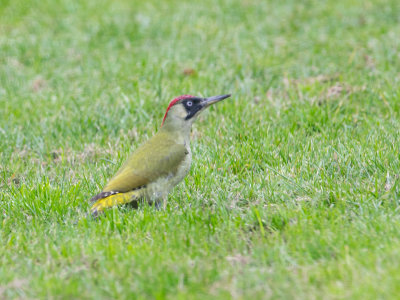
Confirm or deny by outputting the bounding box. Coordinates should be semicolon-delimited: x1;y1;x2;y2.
144;151;192;201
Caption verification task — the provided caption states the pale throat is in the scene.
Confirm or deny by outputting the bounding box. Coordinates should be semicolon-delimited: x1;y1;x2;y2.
162;117;192;140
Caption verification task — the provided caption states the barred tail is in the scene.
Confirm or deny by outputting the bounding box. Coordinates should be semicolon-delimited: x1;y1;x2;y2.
90;190;141;216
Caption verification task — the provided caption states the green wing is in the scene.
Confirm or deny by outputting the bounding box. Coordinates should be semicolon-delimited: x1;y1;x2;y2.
102;133;187;193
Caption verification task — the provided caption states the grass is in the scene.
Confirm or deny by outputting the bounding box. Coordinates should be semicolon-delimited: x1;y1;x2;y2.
1;0;400;298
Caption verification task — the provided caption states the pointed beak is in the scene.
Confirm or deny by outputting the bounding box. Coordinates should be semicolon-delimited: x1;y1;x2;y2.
202;94;231;108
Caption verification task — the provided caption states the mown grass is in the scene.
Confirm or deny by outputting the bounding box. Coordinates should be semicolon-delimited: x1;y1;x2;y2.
1;0;400;298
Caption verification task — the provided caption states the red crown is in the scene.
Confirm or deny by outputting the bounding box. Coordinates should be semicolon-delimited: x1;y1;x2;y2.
161;95;194;126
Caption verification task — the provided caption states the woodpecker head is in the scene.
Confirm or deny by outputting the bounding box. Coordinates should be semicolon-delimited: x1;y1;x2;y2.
161;94;231;127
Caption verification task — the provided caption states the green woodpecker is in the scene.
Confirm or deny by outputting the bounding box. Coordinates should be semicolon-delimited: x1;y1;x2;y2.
90;94;231;216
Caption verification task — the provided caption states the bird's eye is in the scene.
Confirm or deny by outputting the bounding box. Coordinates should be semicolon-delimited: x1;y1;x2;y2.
186;101;193;107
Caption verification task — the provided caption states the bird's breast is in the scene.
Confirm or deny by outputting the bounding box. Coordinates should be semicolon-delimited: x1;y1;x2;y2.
144;145;192;200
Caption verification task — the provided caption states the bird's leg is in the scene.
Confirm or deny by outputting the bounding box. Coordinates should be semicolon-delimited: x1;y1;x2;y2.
162;196;168;210
154;201;162;210
152;196;167;210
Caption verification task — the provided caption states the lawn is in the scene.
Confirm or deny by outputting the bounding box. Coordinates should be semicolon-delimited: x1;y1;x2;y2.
1;0;400;298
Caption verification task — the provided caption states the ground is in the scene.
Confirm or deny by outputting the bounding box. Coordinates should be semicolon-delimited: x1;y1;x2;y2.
1;0;400;298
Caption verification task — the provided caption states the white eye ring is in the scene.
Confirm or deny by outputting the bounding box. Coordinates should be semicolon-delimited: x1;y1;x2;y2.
187;101;193;107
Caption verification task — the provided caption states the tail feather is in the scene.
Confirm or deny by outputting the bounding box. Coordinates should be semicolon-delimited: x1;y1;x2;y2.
90;190;141;216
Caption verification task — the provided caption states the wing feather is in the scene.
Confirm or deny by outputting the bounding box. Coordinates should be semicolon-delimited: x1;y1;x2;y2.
102;133;187;193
